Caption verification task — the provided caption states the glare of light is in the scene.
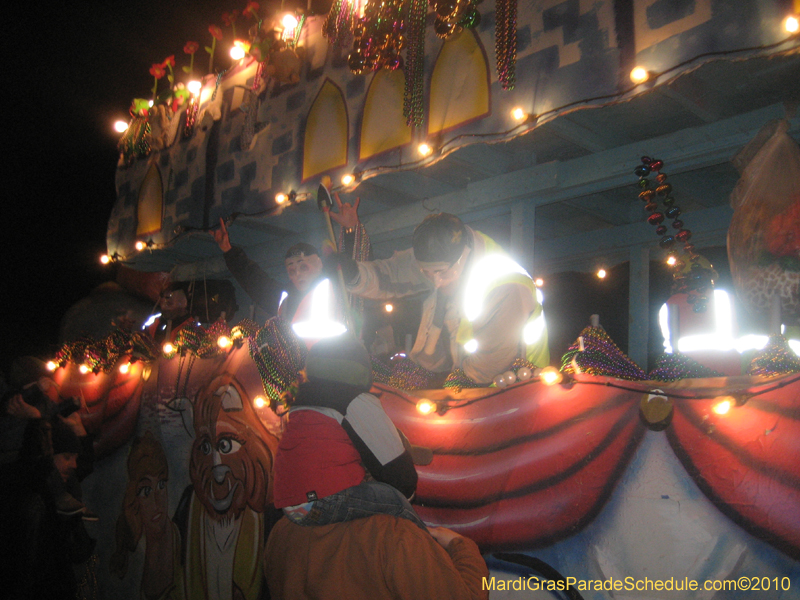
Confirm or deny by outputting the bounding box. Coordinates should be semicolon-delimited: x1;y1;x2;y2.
597;268;607;279
789;339;800;356
217;335;232;349
278;291;288;309
659;303;673;354
100;254;111;265
253;396;268;409
187;80;202;95
342;174;355;186
535;287;544;304
535;278;544;287
416;399;436;415
523;314;546;345
384;303;394;313
511;107;527;121
163;342;175;354
463;254;529;321
46;360;58;371
630;67;649;84
712;397;733;415
230;44;246;61
148;100;154;107
463;338;478;353
114;120;129;133
539;366;562;386
79;364;90;374
292;279;348;339
275;192;288;204
785;15;799;33
135;240;146;251
418;143;432;156
119;362;130;374
282;12;299;30
733;334;769;354
667;255;677;266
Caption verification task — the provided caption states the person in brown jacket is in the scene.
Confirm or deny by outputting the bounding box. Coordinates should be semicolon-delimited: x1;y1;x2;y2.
264;513;489;600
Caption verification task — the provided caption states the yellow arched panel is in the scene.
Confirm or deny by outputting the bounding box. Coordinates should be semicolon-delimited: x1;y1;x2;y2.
360;70;411;160
137;162;163;235
429;30;489;135
303;80;348;181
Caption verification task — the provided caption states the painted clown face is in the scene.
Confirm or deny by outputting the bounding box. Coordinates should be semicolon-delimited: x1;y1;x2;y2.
190;375;274;520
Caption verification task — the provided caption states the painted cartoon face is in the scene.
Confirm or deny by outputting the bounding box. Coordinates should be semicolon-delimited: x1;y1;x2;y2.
190;375;275;520
136;472;169;536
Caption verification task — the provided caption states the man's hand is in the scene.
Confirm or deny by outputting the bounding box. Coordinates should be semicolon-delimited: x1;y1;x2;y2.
6;394;41;419
212;217;232;253
428;526;463;550
329;193;360;232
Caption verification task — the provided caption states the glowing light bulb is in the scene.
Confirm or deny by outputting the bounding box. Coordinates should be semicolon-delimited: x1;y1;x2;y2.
630;67;649;84
230;44;246;60
666;255;677;266
535;278;544;287
253;396;268;409
163;342;175;354
114;120;129;133
785;15;799;33
217;335;232;349
148;100;154;107
119;362;130;374
79;364;90;374
416;399;436;415
597;268;607;279
100;254;110;265
712;397;733;415
418;143;432;157
135;240;146;251
275;192;288;204
464;339;478;354
540;366;563;386
282;13;299;30
187;80;202;95
384;303;394;313
46;361;58;371
511;107;527;121
342;174;355;185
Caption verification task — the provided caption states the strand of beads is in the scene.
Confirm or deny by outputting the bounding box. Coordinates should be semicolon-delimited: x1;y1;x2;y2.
491;358;538;388
495;0;517;90
249;318;308;404
648;352;723;381
635;157;712;312
403;0;427;127
560;326;646;380
347;0;405;74
748;335;800;377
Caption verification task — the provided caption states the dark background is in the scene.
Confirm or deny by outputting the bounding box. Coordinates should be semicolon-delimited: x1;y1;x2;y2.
2;0;289;373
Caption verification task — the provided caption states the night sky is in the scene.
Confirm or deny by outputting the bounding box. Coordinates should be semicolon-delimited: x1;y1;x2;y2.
2;0;269;372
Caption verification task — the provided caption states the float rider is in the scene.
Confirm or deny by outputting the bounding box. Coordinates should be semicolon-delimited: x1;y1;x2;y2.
212;217;345;346
328;205;549;386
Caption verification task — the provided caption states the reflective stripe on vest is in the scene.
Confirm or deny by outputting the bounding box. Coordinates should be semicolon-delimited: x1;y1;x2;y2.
291;278;347;340
456;233;549;367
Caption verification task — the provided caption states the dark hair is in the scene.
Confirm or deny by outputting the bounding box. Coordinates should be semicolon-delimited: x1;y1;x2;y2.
412;213;470;263
285;243;319;260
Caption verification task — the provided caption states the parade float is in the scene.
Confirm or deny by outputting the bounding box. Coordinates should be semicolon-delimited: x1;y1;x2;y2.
39;0;800;598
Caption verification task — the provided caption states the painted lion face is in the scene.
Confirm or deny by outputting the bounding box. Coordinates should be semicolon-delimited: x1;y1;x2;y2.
190;374;276;520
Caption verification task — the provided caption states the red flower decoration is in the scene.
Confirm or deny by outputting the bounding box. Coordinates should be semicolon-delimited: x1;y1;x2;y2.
184;41;199;54
149;63;166;79
221;10;240;26
244;1;259;18
162;55;175;68
209;25;223;40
